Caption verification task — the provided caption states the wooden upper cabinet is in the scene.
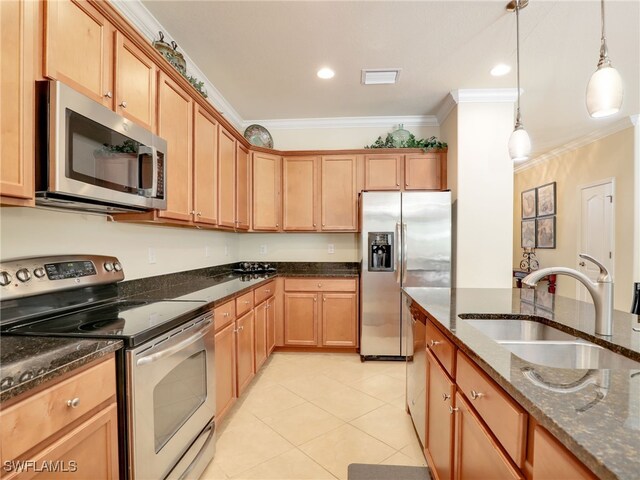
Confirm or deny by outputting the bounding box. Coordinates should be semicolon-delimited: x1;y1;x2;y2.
0;0;37;204
405;153;444;190
364;155;402;190
44;0;114;107
218;126;236;228
282;156;319;231
252;152;281;231
235;144;250;231
114;32;156;131
193;105;218;225
157;72;193;222
321;155;358;231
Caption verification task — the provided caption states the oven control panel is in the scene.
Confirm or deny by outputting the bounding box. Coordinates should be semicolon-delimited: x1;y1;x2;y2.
0;255;124;300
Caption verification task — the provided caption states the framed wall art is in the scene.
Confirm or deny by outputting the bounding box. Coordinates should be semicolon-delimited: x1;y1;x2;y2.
536;182;556;217
521;188;536;219
521;219;536;248
536;216;556;249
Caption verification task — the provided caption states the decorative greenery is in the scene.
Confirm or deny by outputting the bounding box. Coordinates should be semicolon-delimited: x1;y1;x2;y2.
99;140;139;154
365;133;447;152
160;51;208;99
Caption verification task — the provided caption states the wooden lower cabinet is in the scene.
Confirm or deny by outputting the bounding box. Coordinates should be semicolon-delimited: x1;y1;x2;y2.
254;301;268;370
266;297;276;354
214;321;237;420
321;293;357;347
235;310;255;396
453;392;523;480
425;350;455;480
284;293;318;346
532;426;596;480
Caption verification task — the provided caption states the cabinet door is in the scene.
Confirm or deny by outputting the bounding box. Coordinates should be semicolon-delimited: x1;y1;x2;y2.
157;72;193;221
321;155;357;231
364;155;402;190
235;144;250;231
217;126;236;228
0;0;36;203
44;0;113;106
453;392;523;480
235;311;255;395
284;293;318;346
215;322;236;420
405;154;443;190
114;32;156;131
532;426;596;480
17;404;119;480
266;297;276;355
252;152;281;231
321;293;357;347
282;156;318;231
193;105;218;225
426;350;455;480
254;302;268;371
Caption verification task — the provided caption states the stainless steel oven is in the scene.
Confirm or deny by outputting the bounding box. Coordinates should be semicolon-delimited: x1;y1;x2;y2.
36;80;167;213
127;311;216;480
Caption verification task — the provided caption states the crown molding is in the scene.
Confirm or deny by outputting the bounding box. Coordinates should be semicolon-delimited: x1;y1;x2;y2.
242;115;439;131
110;0;245;130
514;115;637;173
436;88;519;124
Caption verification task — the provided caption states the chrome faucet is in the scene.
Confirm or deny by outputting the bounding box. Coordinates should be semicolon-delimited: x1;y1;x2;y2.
522;254;614;336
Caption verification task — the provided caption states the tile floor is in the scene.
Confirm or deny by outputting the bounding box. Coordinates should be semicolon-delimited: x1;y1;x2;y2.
199;352;427;480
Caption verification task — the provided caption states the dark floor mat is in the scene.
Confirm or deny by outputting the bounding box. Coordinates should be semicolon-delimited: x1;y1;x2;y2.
347;463;431;480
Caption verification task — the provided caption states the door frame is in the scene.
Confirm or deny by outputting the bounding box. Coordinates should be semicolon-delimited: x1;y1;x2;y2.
576;177;615;300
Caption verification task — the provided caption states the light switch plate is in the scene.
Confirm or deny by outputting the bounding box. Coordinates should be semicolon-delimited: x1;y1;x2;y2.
259;244;268;255
148;247;157;264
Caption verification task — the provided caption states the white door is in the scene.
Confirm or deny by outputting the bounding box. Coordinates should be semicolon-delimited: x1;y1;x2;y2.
578;180;614;302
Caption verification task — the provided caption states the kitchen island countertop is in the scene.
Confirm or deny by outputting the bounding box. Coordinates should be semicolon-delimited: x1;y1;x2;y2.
402;287;640;480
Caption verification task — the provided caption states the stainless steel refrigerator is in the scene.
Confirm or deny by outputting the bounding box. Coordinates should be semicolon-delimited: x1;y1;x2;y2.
359;191;452;359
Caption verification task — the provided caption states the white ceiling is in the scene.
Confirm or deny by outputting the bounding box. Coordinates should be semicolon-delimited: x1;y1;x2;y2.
141;1;639;157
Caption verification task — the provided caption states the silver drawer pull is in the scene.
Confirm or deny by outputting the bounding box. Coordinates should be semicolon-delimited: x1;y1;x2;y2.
442;393;450;401
265;289;271;293
104;91;113;98
119;101;127;108
449;406;459;414
243;300;250;304
430;340;442;347
67;398;80;408
470;390;485;400
223;312;229;317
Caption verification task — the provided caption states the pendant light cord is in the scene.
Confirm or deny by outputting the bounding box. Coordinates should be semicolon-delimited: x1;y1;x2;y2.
515;0;522;127
598;0;611;68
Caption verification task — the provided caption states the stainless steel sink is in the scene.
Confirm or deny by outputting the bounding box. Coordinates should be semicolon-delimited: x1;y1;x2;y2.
463;319;578;342
498;341;640;370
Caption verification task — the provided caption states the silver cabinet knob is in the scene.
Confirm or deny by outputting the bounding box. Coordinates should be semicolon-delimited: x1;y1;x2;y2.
449;406;459;414
429;340;441;347
442;393;450;401
104;91;113;98
223;312;230;317
470;390;485;400
67;397;80;408
119;101;127;108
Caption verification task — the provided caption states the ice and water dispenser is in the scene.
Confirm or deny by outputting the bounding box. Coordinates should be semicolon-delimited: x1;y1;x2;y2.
368;232;394;272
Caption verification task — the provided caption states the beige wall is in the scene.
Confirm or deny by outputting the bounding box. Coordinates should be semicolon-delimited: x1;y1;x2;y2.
239;233;359;262
268;125;440;151
0;208;240;280
513;127;635;310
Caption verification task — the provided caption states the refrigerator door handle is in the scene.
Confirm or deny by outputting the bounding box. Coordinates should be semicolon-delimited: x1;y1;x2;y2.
402;222;408;284
395;221;402;284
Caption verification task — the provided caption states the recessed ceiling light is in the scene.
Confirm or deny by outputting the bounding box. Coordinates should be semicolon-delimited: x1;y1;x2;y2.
317;68;335;79
361;69;401;85
491;64;511;76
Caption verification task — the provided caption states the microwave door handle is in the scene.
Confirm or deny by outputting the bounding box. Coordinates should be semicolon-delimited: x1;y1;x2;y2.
137;145;157;197
150;146;159;198
136;321;212;366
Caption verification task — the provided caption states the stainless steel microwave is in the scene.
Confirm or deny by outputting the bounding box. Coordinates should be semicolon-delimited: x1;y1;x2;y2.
36;81;167;213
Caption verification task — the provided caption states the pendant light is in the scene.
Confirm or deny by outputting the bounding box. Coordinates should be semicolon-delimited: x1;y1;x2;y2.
586;0;623;118
507;0;531;162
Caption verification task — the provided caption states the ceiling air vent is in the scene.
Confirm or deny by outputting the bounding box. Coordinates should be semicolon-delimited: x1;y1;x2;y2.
361;69;401;85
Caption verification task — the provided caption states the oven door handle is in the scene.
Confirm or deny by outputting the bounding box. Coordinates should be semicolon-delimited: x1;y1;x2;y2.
176;420;215;480
136;321;212;366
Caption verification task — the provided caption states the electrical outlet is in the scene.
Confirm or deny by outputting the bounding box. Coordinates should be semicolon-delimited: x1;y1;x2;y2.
328;244;335;254
148;247;157;264
205;246;211;258
224;244;229;256
259;244;268;255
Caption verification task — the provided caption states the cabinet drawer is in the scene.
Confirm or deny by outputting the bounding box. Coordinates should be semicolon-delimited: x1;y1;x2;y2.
214;300;236;332
235;291;254;316
254;281;275;305
456;351;527;469
426;321;456;378
284;278;356;292
1;356;116;462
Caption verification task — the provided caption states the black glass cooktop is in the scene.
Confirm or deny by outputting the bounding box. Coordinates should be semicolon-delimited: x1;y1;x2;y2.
4;299;207;347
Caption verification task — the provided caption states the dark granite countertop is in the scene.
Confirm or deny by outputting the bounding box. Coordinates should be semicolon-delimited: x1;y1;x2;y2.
402;287;640;480
0;336;122;404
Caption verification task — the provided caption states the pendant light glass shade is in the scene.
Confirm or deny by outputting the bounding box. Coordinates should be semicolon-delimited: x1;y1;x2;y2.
586;65;623;118
508;125;531;162
586;0;623;118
